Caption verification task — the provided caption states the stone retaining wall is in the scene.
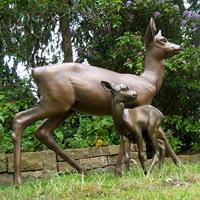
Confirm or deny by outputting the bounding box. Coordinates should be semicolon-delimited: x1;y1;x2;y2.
0;145;200;184
0;144;139;184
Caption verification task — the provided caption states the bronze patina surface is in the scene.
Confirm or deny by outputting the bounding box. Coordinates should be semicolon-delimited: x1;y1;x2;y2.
101;81;179;176
12;18;181;185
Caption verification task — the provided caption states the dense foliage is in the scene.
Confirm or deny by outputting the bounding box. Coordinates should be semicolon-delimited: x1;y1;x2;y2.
0;0;199;153
157;47;200;152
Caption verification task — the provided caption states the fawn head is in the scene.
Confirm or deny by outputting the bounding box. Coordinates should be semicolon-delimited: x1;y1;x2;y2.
101;81;138;105
145;18;181;59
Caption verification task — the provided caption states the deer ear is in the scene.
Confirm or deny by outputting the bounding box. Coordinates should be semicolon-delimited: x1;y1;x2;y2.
144;18;157;47
101;81;113;92
156;30;162;37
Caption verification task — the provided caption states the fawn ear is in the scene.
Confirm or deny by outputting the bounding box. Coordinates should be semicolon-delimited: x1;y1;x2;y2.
144;18;157;47
101;81;113;92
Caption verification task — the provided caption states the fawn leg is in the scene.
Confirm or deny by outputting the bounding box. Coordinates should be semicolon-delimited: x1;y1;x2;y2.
123;136;131;171
147;128;160;176
158;139;166;168
158;127;181;165
134;127;147;175
115;135;126;176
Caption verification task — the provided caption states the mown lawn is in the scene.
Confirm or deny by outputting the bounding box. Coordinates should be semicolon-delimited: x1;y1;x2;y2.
1;162;200;200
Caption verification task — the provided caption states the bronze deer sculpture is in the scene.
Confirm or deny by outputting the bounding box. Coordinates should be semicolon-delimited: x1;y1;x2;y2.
12;18;181;184
101;81;174;175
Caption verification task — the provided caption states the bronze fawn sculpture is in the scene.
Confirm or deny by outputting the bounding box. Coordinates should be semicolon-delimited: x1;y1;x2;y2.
101;81;174;175
12;18;181;184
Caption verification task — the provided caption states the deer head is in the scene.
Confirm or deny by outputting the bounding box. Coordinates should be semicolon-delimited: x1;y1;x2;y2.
145;18;181;59
101;81;138;106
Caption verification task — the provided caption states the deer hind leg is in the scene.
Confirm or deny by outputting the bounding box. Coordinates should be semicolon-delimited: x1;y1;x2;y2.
146;126;160;176
35;113;87;174
12;105;54;185
12;101;74;185
157;138;166;168
158;127;181;165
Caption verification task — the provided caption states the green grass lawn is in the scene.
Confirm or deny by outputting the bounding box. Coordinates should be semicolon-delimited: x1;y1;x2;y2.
1;162;200;200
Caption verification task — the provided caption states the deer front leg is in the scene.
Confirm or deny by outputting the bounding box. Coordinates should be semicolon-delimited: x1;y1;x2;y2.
158;127;181;165
35;113;87;174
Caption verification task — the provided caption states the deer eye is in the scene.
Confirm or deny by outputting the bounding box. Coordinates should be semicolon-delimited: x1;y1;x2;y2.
160;38;167;43
121;86;129;91
124;86;129;90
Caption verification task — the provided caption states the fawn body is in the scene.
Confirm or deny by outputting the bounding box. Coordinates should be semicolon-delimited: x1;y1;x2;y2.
101;81;175;175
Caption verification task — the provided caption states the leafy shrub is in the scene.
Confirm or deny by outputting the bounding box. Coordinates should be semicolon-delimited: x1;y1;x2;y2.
154;46;200;152
162;115;200;152
0;79;43;153
62;114;118;149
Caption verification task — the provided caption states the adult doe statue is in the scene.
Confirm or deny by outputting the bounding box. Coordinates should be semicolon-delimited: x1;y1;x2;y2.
12;18;181;185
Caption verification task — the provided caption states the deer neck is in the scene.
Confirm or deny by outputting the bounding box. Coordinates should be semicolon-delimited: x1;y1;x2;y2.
111;100;126;129
141;51;165;92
